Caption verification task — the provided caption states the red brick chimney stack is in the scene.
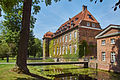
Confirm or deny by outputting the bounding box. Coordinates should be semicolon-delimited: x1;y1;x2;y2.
82;5;87;11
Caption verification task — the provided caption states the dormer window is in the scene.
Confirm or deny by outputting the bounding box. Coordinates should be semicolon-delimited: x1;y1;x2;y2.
62;26;64;29
87;22;90;26
92;23;95;27
75;18;78;21
88;14;93;20
67;23;70;26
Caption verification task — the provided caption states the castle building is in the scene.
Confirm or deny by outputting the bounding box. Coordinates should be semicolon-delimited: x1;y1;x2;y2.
43;5;102;59
95;24;120;72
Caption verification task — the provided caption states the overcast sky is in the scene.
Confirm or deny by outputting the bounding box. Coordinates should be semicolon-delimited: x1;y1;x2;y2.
0;0;120;40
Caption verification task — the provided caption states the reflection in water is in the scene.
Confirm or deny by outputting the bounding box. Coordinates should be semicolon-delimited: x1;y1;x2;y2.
41;67;120;80
53;73;97;80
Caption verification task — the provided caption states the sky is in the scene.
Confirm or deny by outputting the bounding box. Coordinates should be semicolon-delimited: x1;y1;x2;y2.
0;0;120;40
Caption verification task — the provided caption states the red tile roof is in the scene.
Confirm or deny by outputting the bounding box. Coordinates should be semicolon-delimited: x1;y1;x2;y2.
43;31;53;39
43;5;100;39
56;6;99;33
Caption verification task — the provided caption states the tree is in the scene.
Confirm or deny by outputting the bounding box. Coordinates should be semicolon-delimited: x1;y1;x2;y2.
0;0;119;74
90;0;120;11
0;41;11;60
0;3;37;57
34;38;43;57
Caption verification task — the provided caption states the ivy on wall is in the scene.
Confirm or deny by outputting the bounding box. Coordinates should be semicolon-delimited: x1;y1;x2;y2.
49;30;81;58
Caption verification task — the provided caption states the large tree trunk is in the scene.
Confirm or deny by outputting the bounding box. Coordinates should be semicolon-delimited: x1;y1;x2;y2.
15;0;32;74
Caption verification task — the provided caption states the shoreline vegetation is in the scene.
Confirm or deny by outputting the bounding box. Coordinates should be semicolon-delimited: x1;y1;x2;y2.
0;64;120;80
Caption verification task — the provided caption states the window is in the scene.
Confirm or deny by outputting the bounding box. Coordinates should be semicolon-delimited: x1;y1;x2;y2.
66;46;67;54
101;40;106;45
75;18;78;21
87;22;90;26
74;44;77;54
60;38;61;43
71;24;74;28
57;47;58;55
88;14;94;20
60;47;61;55
71;20;74;24
69;33;71;41
69;45;71;54
65;35;67;42
74;31;77;38
92;23;95;27
62;36;64;42
54;41;55;45
111;39;115;44
67;23;70;26
62;46;64;54
102;52;106;61
54;49;55;54
111;52;116;63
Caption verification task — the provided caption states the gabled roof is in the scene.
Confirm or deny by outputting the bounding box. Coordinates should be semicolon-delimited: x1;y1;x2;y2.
56;5;99;33
95;24;120;39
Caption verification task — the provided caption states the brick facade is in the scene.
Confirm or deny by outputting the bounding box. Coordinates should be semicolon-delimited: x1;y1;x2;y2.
96;25;120;72
43;5;102;58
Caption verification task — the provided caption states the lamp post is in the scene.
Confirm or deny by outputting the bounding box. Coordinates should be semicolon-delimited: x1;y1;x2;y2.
84;46;86;61
84;46;85;57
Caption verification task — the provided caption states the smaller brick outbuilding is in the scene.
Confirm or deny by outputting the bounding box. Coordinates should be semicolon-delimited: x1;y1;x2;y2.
95;24;120;72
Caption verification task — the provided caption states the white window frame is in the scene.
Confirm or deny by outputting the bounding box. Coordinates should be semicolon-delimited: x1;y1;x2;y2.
102;52;106;61
101;40;106;45
54;41;55;45
74;31;77;38
69;45;72;54
65;35;67;42
60;46;61;55
92;23;95;27
111;39;115;44
54;48;55;55
62;36;64;42
60;38;61;43
87;22;90;26
74;44;77;54
69;33;71;41
62;46;64;54
57;47;58;55
111;52;116;63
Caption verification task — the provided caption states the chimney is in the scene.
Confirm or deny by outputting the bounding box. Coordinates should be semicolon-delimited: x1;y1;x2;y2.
82;5;87;11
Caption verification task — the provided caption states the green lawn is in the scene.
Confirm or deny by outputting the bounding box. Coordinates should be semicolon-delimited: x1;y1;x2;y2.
0;64;39;80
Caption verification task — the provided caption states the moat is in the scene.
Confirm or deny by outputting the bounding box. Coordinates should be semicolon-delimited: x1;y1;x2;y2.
30;65;120;80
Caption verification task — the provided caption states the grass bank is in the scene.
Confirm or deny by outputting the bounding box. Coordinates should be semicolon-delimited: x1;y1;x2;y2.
1;64;120;80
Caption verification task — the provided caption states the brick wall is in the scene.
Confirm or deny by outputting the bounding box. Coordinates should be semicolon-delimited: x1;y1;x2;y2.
97;35;120;71
78;27;101;56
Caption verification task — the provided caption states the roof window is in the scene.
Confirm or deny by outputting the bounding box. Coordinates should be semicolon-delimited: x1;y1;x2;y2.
75;18;78;21
88;14;94;20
